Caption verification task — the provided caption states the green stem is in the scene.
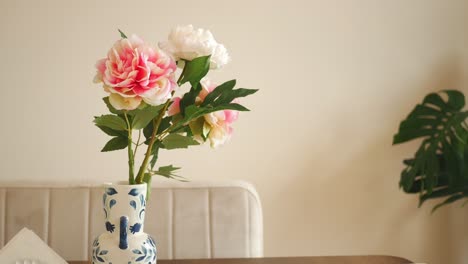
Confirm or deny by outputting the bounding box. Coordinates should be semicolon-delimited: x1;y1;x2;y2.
177;60;187;86
135;99;172;184
133;130;141;157
124;112;135;184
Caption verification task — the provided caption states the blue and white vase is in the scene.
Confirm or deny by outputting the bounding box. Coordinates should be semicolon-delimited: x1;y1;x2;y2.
92;182;156;264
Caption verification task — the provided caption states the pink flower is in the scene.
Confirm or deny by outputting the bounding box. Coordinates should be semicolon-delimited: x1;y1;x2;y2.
94;35;177;110
166;79;239;147
203;109;238;148
197;79;217;102
168;97;181;116
199;79;239;147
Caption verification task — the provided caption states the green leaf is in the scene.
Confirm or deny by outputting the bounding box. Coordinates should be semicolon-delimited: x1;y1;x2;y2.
419;186;463;206
393;129;437;145
394;89;468;210
162;134;199;149
210;103;250;112
431;193;465;213
103;97;123;115
159;165;181;173
94;115;127;131
399;154;422;192
423;93;446;109
213;88;258;106
398;118;439;131
118;29;127;39
425;152;440;193
170;103;251;133
101;136;127;152
96;125;126;137
150;165;187;181
178;55;211;85
445;90;465;110
132;105;164;130
202;80;237;106
200;79;258;108
184;105;204;119
149;141;162;170
407;104;443;120
143;116;172;143
180;83;202;116
188;103;249;121
188;117;205;140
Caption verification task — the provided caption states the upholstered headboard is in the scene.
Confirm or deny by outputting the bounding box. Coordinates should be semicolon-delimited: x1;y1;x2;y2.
0;180;263;261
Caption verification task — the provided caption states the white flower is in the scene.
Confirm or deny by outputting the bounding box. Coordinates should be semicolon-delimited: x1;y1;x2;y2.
159;25;230;69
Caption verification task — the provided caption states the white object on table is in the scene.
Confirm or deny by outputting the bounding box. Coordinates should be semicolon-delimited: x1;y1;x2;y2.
0;227;67;264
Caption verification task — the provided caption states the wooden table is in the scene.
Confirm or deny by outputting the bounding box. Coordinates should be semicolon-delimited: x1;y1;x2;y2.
69;256;412;264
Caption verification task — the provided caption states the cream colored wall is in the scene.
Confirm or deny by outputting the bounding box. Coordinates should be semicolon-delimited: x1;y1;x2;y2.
1;0;467;263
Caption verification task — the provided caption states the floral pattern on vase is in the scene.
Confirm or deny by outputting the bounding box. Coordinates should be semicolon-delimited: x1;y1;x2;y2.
92;183;157;264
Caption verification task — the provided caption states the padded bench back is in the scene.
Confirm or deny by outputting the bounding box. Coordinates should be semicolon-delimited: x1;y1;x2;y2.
0;180;263;261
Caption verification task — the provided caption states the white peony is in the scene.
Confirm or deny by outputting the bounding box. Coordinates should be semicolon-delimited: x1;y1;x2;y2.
159;25;230;69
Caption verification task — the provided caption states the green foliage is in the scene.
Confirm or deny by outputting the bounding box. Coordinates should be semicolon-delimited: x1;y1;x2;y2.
101;136;127;152
393;90;468;212
162;134;199;149
201;80;258;107
179;83;202;115
188;117;207;140
131;105;164;130
149;141;162;170
143;116;172;143
150;165;186;181
178;56;211;115
94;115;127;131
96;125;126;137
178;55;210;85
174;102;250;131
171;80;257;132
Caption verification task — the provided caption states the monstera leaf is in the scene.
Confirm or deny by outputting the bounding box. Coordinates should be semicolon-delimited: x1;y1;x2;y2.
393;90;468;211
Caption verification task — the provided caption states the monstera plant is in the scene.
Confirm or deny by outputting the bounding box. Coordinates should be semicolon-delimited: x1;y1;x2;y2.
393;90;468;212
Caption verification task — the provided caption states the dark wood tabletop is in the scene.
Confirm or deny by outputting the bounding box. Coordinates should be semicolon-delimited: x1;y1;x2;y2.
68;256;413;264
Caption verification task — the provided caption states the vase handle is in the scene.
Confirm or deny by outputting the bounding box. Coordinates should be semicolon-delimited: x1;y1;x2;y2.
119;216;129;250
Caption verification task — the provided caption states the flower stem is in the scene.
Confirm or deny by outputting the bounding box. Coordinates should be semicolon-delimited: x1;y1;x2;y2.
124;112;135;184
177;60;187;86
135;99;172;184
133;130;141;157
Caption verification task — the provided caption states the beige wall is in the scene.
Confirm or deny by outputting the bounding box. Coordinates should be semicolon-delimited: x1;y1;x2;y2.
1;0;468;263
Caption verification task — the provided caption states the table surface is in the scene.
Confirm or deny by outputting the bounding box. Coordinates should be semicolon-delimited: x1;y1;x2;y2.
68;256;413;264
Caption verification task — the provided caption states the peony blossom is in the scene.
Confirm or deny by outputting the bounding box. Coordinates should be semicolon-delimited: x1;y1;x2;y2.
159;25;230;69
203;108;238;148
94;34;177;110
168;79;238;148
200;80;238;147
167;97;181;116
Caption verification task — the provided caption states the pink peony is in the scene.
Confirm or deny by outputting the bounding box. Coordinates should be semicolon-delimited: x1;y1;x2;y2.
167;97;181;116
197;79;217;102
94;35;177;110
203;109;238;148
168;79;239;148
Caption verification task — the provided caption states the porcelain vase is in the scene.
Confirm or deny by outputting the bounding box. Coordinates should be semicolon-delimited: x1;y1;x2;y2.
92;182;157;264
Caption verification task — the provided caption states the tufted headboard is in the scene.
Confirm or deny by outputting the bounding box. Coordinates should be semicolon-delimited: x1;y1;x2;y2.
0;180;263;261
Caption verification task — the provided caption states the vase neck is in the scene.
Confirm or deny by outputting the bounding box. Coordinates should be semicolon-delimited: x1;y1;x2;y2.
102;184;147;236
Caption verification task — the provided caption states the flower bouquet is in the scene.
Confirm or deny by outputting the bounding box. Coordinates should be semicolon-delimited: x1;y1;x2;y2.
91;25;257;264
